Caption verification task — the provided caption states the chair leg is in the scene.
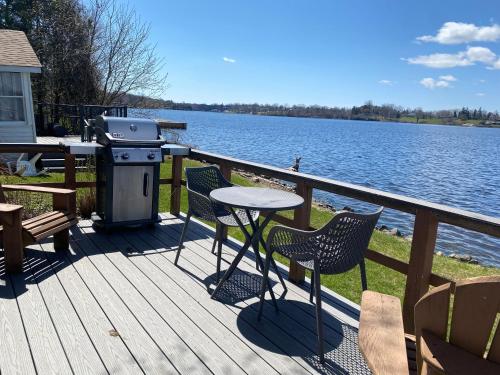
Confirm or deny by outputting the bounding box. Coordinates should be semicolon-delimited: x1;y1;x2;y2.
314;263;325;363
309;270;315;303
216;225;224;282
174;212;191;265
257;251;273;321
54;228;69;251
360;260;368;291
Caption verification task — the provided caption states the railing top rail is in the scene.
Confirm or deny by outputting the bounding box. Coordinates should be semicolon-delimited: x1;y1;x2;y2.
0;143;65;153
190;149;500;238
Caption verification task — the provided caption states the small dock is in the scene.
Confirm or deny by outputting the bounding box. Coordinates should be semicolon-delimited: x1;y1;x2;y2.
156;118;187;129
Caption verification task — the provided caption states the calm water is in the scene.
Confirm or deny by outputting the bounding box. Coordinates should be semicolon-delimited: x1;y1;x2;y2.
135;109;500;266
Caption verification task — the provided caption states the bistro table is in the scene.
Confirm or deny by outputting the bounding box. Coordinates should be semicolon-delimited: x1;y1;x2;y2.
209;186;304;302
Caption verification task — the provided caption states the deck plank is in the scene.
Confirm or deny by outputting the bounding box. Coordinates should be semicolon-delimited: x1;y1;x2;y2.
71;223;212;375
67;233;178;374
26;245;108;375
37;241;143;375
0;263;36;375
10;252;74;374
79;222;247;375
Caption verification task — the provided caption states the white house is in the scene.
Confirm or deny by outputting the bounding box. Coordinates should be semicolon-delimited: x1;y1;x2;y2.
0;29;41;144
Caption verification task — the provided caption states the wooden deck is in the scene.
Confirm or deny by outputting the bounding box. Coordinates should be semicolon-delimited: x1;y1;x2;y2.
0;213;370;374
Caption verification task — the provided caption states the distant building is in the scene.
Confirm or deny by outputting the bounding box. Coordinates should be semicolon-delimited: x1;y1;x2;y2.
0;29;41;144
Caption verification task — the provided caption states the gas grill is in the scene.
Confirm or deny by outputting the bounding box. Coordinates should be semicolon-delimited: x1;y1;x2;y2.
92;116;165;229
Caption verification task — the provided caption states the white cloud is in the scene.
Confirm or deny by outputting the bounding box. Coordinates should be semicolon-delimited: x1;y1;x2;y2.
476;92;486;96
403;53;471;68
479;79;486;83
465;46;496;63
378;79;393;85
404;47;498;69
223;57;236;63
490;58;500;70
439;75;457;81
420;77;452;89
417;22;500;44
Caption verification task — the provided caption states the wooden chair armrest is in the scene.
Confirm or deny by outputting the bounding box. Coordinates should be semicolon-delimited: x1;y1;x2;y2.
2;184;75;195
359;290;409;375
0;204;23;226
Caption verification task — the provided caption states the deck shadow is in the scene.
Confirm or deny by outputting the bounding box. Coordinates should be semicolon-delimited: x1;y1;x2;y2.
204;269;277;306
237;300;371;375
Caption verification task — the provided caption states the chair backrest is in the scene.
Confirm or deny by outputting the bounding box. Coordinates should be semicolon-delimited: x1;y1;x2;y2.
316;207;383;274
414;276;500;372
185;166;232;197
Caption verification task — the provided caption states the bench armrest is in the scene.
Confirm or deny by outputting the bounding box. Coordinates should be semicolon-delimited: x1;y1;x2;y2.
359;290;409;375
2;185;75;195
0;203;23;226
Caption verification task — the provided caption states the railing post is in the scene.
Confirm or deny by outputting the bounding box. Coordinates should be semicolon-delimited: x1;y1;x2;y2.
64;153;77;213
403;208;438;333
170;155;183;216
289;181;313;284
219;161;232;240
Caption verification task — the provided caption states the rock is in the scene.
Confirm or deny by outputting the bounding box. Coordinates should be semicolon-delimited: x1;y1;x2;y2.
388;228;402;237
379;225;389;231
404;235;413;242
449;253;476;263
436;251;444;256
252;177;260;183
343;206;354;212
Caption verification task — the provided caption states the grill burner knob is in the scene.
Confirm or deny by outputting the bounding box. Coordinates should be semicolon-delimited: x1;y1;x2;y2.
147;152;156;160
121;153;130;160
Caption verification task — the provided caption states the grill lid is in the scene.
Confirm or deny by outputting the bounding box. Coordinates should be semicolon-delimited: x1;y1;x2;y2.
95;116;162;142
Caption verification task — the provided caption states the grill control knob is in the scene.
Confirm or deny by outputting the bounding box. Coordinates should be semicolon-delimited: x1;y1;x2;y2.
121;153;130;160
147;152;156;160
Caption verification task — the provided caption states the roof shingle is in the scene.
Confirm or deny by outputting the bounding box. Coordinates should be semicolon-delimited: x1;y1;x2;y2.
0;29;42;71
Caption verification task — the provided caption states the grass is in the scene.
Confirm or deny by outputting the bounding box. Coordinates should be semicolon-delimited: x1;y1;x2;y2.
2;157;498;305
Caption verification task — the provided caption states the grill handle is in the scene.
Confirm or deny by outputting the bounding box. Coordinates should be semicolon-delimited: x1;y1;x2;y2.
143;173;149;197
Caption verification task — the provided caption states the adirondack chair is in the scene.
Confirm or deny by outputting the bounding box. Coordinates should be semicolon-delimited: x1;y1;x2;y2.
359;276;500;375
0;184;77;273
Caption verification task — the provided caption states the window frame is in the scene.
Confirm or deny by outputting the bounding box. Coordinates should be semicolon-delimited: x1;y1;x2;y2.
0;71;27;123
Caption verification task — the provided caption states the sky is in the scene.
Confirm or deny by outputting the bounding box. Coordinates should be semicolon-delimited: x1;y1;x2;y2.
127;0;500;111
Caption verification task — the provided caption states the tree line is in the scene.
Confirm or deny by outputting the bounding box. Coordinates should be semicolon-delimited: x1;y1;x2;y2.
126;96;500;125
0;0;166;106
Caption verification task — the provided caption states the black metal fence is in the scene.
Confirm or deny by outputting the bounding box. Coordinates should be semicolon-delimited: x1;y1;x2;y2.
35;103;128;139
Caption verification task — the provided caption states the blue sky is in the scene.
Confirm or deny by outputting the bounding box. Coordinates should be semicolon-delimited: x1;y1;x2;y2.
129;0;500;111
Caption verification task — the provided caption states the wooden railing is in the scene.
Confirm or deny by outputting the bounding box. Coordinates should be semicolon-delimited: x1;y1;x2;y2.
175;149;500;333
1;144;499;334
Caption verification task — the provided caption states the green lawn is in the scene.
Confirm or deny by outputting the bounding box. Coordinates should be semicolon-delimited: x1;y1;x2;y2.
2;157;498;305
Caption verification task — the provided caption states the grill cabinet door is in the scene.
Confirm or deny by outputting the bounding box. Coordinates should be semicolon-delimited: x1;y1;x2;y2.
112;165;154;222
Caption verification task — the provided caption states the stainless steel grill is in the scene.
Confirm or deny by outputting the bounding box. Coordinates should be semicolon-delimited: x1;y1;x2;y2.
92;116;165;229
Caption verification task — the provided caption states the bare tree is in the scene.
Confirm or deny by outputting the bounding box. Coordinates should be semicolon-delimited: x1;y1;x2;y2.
88;0;167;105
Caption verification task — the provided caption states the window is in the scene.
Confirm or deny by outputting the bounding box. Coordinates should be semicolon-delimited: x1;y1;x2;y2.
0;72;25;121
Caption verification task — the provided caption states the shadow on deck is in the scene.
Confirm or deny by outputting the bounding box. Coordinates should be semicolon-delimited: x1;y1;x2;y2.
0;213;370;374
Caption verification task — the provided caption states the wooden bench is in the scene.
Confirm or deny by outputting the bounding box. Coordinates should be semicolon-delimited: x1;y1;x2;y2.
0;184;77;273
359;290;414;375
360;277;500;375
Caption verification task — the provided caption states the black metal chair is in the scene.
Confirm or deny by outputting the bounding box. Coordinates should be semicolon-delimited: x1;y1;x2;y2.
257;207;383;362
174;166;259;281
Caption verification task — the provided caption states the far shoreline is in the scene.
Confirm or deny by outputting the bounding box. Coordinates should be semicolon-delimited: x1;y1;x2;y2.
136;107;500;129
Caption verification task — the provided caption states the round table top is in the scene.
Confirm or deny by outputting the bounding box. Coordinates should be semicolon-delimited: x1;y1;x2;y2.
210;186;304;211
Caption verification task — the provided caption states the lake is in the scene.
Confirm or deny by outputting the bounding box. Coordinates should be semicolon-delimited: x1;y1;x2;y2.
134;109;500;267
